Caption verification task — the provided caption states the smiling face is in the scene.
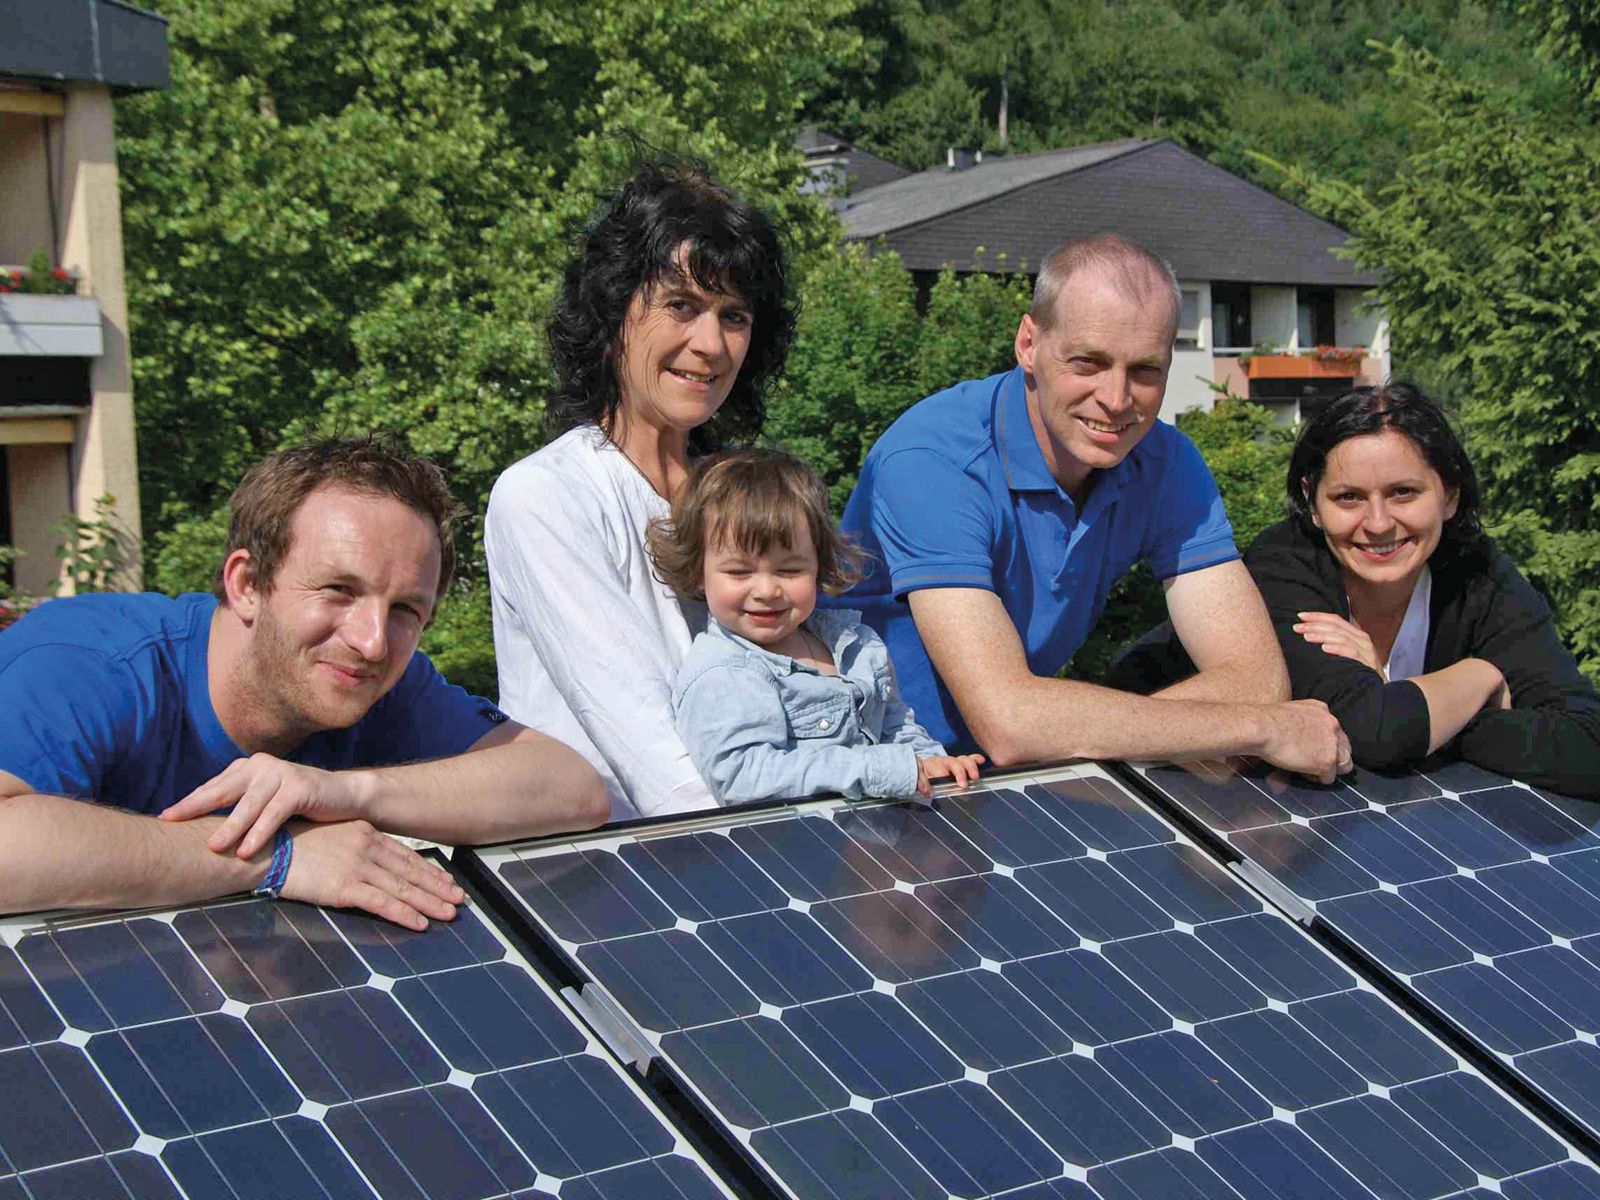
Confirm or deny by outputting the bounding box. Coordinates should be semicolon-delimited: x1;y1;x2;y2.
1014;266;1175;497
613;247;754;442
1310;428;1459;593
702;517;820;652
242;486;440;738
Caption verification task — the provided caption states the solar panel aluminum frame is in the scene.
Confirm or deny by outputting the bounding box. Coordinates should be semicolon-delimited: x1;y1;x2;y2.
460;761;1600;1200
0;849;747;1200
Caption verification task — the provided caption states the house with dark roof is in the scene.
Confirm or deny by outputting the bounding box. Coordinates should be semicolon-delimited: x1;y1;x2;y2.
1;0;169;595
799;126;913;198
833;136;1388;422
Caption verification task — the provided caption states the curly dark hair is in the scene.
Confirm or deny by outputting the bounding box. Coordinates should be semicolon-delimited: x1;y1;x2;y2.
1287;382;1486;566
546;158;796;454
646;448;863;600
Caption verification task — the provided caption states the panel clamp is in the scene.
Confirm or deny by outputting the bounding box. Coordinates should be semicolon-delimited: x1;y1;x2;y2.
564;983;657;1074
1229;859;1317;925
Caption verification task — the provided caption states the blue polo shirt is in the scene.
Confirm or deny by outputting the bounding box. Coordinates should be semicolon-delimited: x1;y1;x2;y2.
0;592;507;815
832;367;1238;750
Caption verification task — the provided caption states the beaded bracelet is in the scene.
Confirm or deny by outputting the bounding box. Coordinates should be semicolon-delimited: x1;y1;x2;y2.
252;828;293;899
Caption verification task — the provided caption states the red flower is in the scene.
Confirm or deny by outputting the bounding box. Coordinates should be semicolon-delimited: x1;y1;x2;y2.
51;267;69;281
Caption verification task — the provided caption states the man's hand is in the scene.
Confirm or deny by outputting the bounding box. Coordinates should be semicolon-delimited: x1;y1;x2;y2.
1293;612;1384;677
1256;700;1352;784
160;754;366;858
279;819;463;931
916;754;987;797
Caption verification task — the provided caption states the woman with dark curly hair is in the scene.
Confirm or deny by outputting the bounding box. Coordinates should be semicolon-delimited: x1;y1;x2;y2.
484;159;796;820
1118;383;1600;794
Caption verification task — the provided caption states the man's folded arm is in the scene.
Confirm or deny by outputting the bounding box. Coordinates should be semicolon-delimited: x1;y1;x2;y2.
906;586;1343;779
1149;559;1290;705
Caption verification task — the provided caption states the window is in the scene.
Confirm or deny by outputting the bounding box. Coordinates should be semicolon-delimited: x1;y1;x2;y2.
1211;283;1252;351
1297;287;1335;348
1176;288;1202;349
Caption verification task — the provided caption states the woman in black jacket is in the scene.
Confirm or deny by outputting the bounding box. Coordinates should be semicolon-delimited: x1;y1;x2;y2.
1118;383;1600;796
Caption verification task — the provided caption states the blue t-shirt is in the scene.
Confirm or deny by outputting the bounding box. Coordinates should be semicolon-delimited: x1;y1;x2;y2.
831;367;1238;750
0;592;507;815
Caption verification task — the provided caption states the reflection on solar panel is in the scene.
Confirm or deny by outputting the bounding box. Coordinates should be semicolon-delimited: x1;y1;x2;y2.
1132;757;1600;1150
468;764;1599;1200
0;893;734;1199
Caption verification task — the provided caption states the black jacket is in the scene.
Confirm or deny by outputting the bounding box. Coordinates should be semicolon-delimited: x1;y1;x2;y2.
1111;518;1600;797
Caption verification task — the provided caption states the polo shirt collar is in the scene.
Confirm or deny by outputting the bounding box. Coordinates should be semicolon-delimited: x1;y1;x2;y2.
994;366;1136;511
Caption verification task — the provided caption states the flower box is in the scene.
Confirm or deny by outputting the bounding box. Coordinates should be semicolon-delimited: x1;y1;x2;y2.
0;294;104;356
1244;352;1360;381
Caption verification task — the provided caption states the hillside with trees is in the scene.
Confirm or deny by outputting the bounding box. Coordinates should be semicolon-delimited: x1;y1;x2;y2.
110;0;1600;693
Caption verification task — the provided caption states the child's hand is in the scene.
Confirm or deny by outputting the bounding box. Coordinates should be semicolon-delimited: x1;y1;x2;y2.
916;753;987;796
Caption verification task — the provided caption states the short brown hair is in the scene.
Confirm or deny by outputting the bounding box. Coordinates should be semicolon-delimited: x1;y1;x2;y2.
1030;233;1181;333
647;448;862;598
215;437;464;603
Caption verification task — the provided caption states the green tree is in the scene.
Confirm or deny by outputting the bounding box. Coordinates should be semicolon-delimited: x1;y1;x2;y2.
1273;41;1600;679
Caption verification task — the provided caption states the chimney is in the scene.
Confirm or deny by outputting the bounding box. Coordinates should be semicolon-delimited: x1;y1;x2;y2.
946;148;980;171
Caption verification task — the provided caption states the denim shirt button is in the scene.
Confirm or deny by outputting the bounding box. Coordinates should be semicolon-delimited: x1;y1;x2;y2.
818;718;832;731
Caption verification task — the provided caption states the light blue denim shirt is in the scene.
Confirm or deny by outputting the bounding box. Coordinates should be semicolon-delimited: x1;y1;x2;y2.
673;607;946;804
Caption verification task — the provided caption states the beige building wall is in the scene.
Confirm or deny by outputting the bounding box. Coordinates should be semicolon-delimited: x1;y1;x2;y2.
0;83;142;593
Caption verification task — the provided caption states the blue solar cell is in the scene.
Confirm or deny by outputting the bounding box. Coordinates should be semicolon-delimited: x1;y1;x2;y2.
1457;786;1600;855
619;832;788;921
663;1015;849;1126
552;1155;734;1200
1288;990;1456;1086
1087;1147;1243;1200
1135;763;1289;832
937;785;1087;866
394;961;585;1074
782;990;962;1098
1112;843;1258;925
1503;1162;1600;1200
1005;948;1169;1046
728;813;894;900
329;904;504;977
1097;1031;1270;1137
1314;809;1457;884
877;1081;1061;1195
1022;776;1174;850
1552;848;1600;902
1480;859;1600;939
1227;823;1379;901
502;848;676;943
1296;1094;1478;1199
1391;1073;1566;1179
1400;875;1548;957
810;889;979;983
0;946;60;1050
1346;767;1442;806
88;1011;299;1138
0;1042;135;1171
329;1082;539;1199
1013;857;1171;942
1428;760;1513;795
3;1150;180;1200
175;900;366;1002
1198;1009;1368;1110
1385;798;1530;869
20;918;222;1030
992;1177;1097;1200
1519;1041;1600;1136
1496;946;1600;1031
1193;914;1356;1002
990;1055;1168;1166
1251;775;1365;821
1316;889;1474;976
916;873;1076;961
161;1116;373;1200
835;804;992;883
1195;1120;1370;1200
248;986;449;1103
1410;962;1573;1055
750;1109;944;1200
898;969;1074;1071
1102;931;1265;1022
698;908;871;1006
578;930;759;1032
476;1054;674;1179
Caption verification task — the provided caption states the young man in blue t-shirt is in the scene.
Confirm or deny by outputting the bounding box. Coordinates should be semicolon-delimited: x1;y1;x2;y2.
0;439;607;927
835;234;1351;779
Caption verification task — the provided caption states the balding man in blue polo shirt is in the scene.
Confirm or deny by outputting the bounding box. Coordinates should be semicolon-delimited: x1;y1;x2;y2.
836;234;1350;779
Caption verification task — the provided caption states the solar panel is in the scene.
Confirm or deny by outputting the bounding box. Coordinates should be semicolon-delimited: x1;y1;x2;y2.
464;763;1600;1200
0;887;737;1199
1131;756;1600;1150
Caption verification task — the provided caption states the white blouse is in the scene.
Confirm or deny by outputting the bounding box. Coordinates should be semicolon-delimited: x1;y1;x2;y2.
1383;565;1433;684
484;425;717;821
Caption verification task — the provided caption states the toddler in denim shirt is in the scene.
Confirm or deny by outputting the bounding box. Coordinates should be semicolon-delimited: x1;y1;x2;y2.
648;448;984;805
